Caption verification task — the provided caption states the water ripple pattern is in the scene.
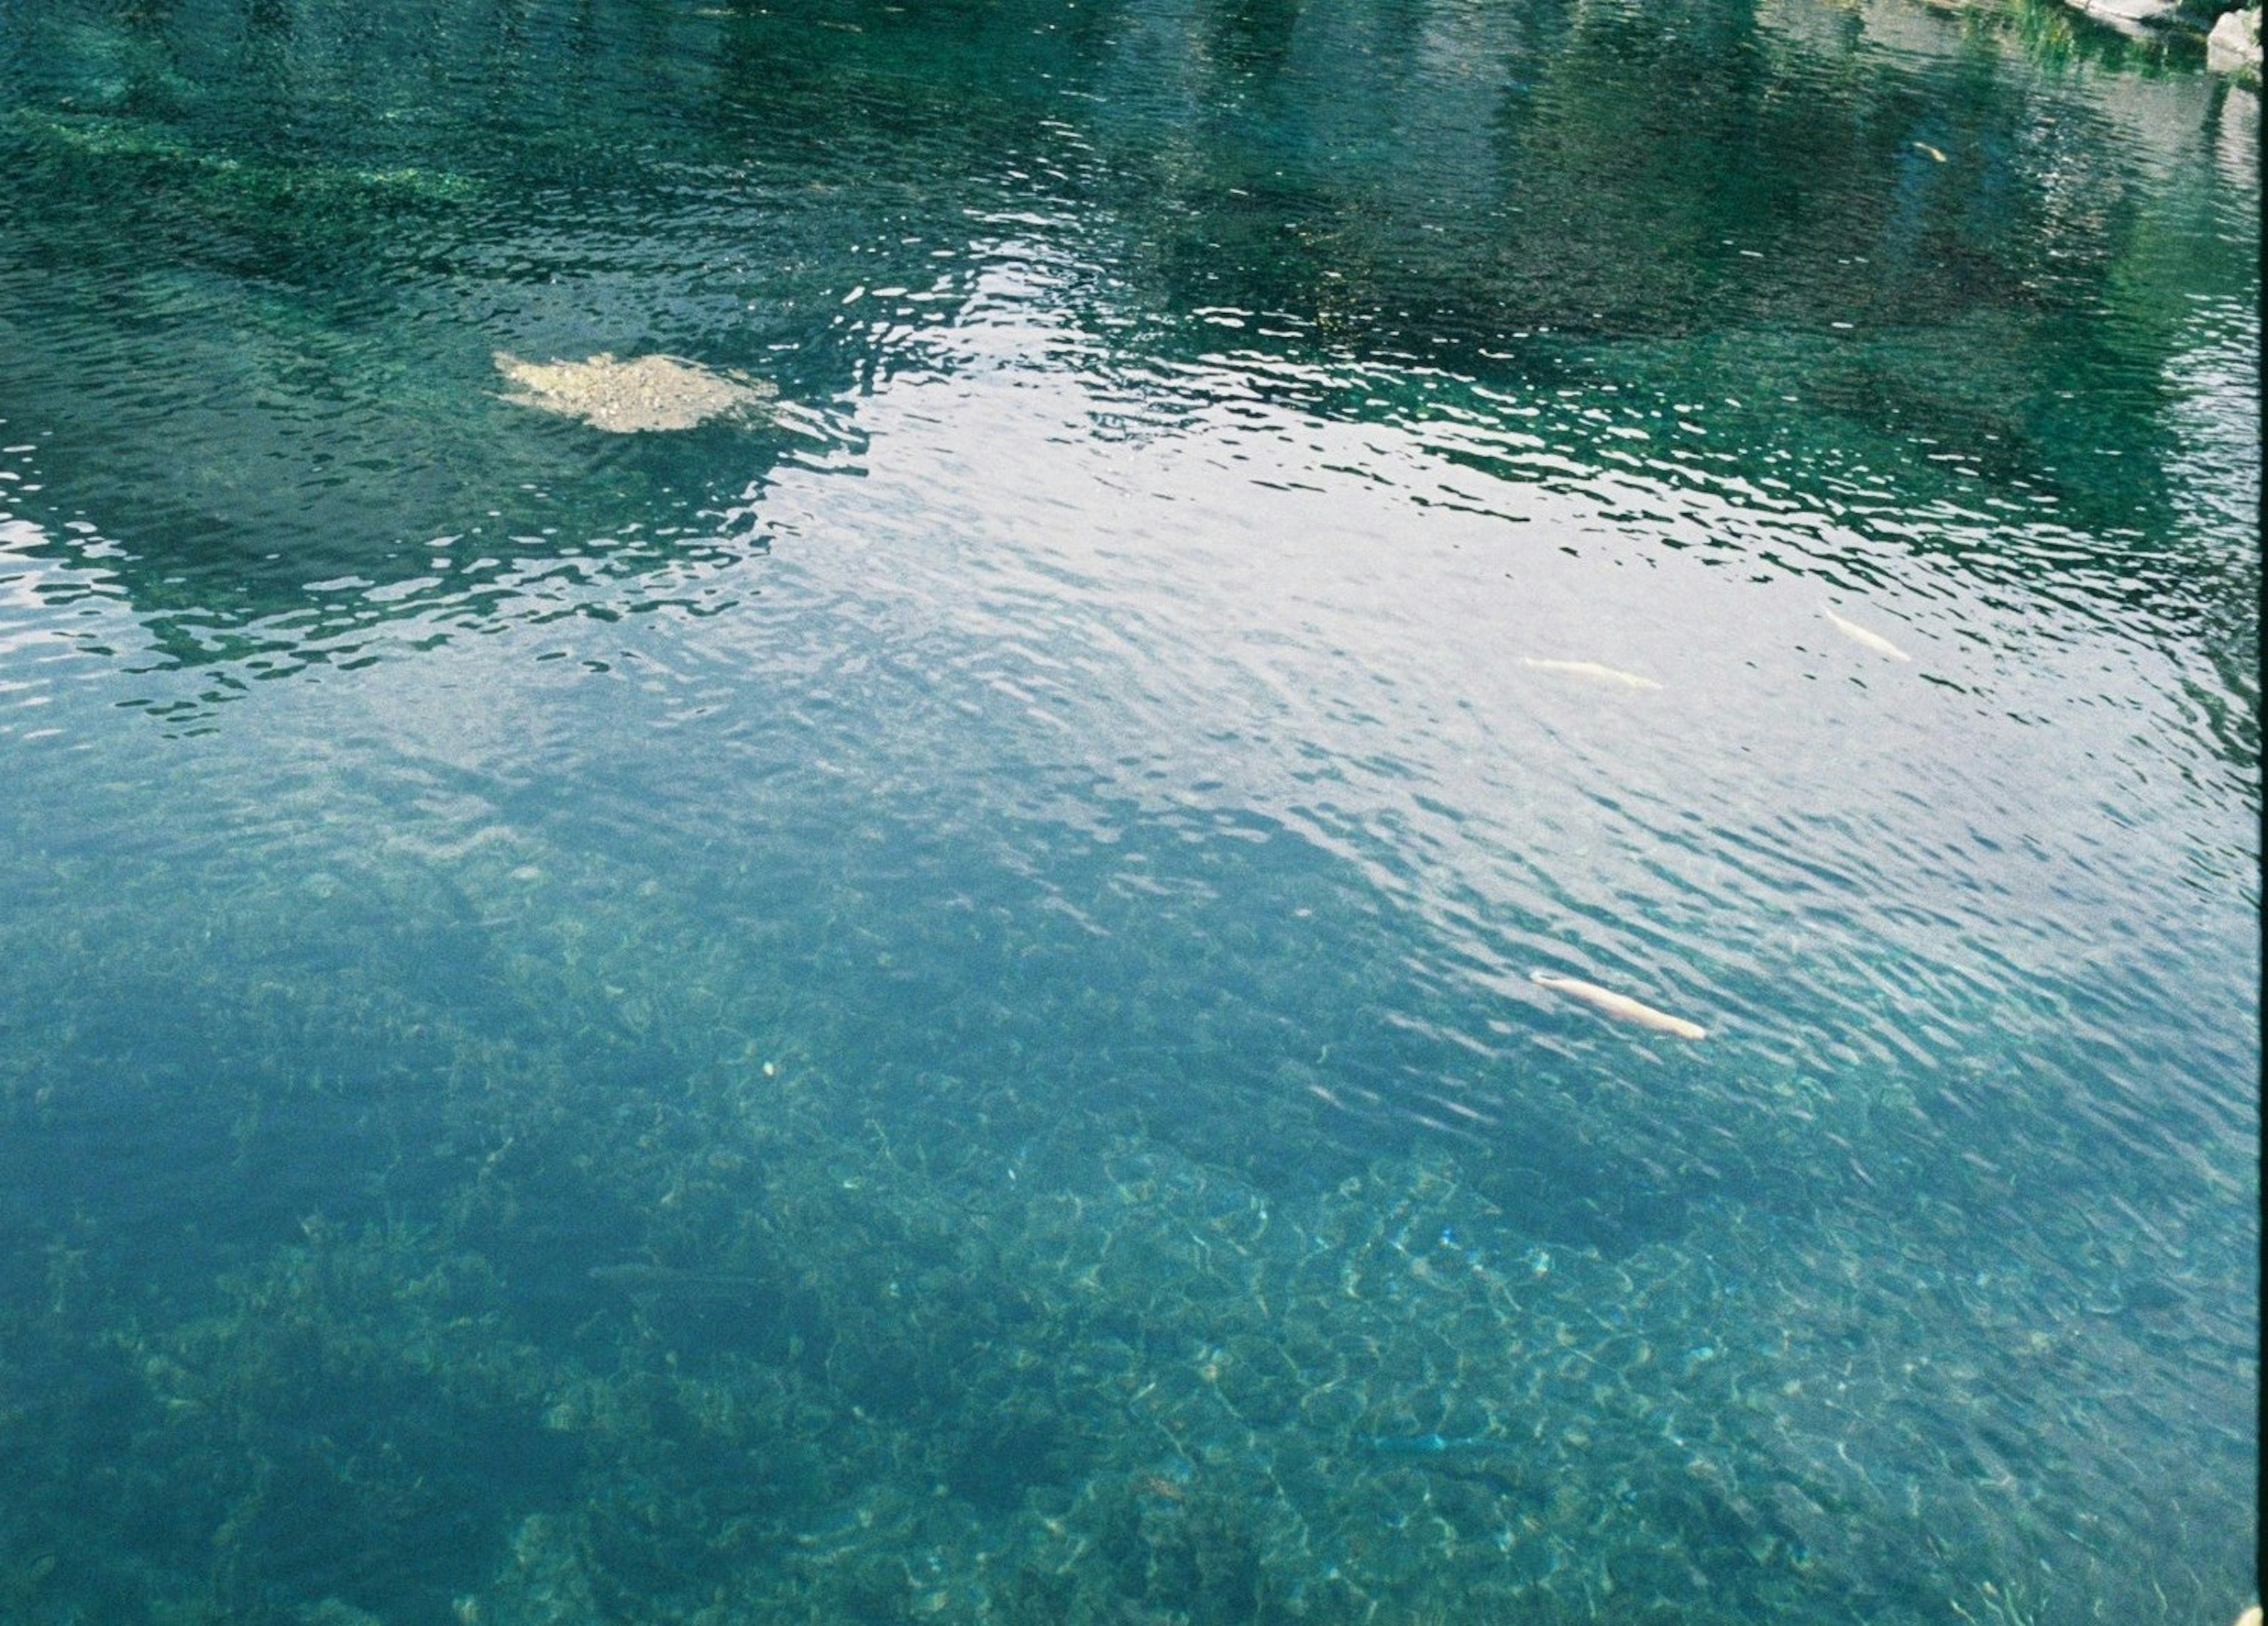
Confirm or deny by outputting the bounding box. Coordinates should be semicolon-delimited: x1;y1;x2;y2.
0;0;2254;1623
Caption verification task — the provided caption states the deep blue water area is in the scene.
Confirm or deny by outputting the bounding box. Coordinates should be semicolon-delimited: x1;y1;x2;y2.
0;0;2257;1621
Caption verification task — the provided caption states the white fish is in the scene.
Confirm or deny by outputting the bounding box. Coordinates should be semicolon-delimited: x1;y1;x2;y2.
1530;970;1707;1040
1520;657;1662;691
1824;608;1912;662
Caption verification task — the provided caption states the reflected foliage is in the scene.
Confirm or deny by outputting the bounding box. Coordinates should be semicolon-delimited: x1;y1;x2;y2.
0;0;2254;686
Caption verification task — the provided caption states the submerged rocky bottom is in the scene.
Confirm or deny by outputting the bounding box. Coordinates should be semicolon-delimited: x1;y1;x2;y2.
0;978;2237;1626
0;766;2249;1626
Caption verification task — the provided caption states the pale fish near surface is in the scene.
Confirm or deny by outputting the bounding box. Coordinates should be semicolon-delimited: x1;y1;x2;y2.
1823;608;1913;662
1530;970;1708;1040
1519;657;1662;691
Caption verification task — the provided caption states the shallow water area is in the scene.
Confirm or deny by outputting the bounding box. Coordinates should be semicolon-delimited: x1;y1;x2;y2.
0;0;2257;1622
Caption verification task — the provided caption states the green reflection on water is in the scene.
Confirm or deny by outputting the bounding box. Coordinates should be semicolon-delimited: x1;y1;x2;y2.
0;0;2254;657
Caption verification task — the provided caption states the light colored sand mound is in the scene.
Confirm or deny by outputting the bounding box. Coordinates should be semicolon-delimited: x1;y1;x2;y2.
494;350;776;432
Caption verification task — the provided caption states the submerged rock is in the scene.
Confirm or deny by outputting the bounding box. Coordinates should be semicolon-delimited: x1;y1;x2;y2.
2208;4;2262;79
493;350;776;432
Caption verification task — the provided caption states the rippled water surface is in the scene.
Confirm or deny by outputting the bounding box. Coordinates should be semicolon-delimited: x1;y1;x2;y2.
0;0;2257;1621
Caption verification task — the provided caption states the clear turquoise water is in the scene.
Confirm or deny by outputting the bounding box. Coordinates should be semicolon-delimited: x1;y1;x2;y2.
0;0;2256;1621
